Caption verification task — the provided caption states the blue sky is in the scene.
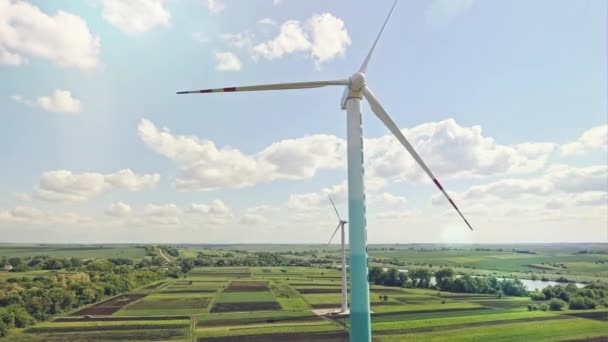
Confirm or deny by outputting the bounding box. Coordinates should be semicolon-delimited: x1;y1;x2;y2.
0;0;606;243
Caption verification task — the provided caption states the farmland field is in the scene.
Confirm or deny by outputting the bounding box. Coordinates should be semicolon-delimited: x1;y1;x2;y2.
1;244;608;341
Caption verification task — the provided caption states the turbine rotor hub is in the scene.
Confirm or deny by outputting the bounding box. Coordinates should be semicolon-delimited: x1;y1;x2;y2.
349;72;366;91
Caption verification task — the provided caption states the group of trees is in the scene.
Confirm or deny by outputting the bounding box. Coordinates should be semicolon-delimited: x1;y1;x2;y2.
368;267;528;297
177;251;325;270
1;256;85;272
529;282;607;310
0;259;163;337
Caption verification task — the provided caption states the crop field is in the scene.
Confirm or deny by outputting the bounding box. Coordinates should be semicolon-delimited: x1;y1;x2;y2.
0;245;147;259
5;243;608;342
9;266;608;341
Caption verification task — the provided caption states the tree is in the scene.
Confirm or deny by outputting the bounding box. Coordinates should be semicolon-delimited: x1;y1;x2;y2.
549;298;566;311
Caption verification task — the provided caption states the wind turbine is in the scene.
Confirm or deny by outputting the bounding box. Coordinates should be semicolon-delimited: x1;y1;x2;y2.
327;195;348;314
176;1;473;340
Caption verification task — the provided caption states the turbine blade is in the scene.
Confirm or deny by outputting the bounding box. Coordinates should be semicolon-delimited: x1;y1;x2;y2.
328;195;342;221
177;79;349;94
359;0;398;74
328;222;342;245
362;86;473;231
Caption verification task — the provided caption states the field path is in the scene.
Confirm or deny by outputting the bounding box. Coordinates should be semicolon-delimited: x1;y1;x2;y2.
157;247;172;263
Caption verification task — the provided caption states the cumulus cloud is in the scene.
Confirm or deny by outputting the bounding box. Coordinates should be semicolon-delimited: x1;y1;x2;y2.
12;89;81;114
34;169;160;202
138;118;345;191
207;0;225;14
105;202;132;217
365;119;556;183
0;0;100;69
0;206;89;225
560;125;607;156
143;203;181;225
253;13;350;66
427;0;474;25
100;0;170;36
215;51;242;71
258;18;277;26
443;165;607;203
220;32;254;49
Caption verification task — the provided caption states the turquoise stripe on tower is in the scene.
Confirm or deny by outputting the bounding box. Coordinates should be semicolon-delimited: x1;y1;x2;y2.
345;98;371;342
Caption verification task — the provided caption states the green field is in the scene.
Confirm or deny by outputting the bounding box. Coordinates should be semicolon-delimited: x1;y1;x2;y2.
2;243;608;341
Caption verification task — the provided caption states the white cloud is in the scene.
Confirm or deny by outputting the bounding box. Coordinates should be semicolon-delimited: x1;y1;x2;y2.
253;20;311;60
365;119;556;183
307;13;351;65
220;32;254;49
143;203;181;225
13;89;81;114
105;202;132;217
215;51;242;71
258;18;277;26
0;206;89;225
253;13;350;66
37;89;82;113
207;0;225;15
100;0;170;36
138;118;345;191
561;125;607;156
0;0;99;69
192;32;208;44
427;0;474;25
34;169;160;202
445;165;607;202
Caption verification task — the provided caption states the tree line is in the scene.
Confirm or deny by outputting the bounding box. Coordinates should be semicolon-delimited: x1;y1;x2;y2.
369;266;526;297
0;259;163;337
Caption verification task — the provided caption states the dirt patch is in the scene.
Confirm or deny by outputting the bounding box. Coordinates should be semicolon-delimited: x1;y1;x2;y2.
374;315;573;335
198;331;348;342
371;289;409;294
70;294;146;316
471;300;531;309
198;315;321;327
262;269;272;273
311;303;341;309
225;280;269;292
297;288;347;294
211;302;281;313
17;329;186;342
54;316;189;322
565;312;608;321
26;323;188;334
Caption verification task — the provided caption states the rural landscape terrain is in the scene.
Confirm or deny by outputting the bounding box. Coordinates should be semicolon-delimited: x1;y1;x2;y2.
0;243;607;341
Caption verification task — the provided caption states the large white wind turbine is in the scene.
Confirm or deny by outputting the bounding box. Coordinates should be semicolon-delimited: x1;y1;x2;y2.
177;1;473;340
327;195;348;314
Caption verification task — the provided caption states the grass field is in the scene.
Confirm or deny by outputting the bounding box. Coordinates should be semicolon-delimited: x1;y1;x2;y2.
4;243;608;341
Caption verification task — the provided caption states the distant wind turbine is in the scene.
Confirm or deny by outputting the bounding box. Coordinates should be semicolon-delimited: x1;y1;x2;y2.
327;195;348;314
176;1;473;340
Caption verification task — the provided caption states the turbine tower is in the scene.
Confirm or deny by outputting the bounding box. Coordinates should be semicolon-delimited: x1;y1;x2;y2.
176;2;473;340
327;195;348;314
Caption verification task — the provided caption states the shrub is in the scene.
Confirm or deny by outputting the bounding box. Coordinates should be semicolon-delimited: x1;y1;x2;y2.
539;304;549;311
529;291;545;301
549;299;566;311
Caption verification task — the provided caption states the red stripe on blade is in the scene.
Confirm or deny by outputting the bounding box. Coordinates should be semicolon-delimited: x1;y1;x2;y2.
448;198;458;210
223;87;237;92
433;179;444;191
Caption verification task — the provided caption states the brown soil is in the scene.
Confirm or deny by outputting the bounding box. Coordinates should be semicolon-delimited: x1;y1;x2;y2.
70;294;146;316
198;331;348;342
565;311;608;321
224;280;269;292
210;302;281;313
